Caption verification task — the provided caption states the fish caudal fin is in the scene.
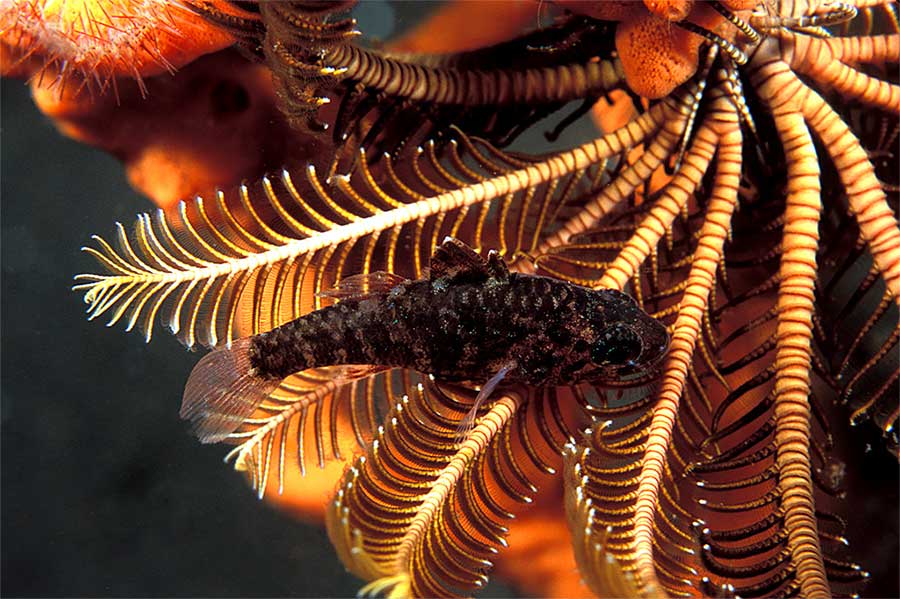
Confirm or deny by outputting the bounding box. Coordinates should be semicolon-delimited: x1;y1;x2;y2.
181;337;281;444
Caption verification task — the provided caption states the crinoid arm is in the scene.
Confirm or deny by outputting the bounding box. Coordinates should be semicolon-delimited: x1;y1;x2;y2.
73;107;674;350
562;440;645;598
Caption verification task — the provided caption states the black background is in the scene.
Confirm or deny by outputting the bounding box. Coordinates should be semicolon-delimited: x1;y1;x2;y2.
1;79;365;597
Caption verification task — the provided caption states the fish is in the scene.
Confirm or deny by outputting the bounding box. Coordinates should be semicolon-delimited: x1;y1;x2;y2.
181;237;670;443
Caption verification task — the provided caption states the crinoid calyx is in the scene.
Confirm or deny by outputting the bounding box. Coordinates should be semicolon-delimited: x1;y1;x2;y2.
73;0;898;597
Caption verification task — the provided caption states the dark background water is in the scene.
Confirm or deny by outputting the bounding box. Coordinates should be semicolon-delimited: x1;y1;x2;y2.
1;3;898;598
1;79;367;597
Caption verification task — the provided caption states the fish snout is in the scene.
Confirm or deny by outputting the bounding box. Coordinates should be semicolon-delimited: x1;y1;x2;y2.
640;321;670;368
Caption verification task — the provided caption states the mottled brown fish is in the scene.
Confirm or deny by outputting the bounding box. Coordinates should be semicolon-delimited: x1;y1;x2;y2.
182;238;669;442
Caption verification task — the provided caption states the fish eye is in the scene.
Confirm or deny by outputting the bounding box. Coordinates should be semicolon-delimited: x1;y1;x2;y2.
591;323;643;366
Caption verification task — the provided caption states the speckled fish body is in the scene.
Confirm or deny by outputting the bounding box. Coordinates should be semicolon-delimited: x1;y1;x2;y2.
182;238;669;443
249;239;669;387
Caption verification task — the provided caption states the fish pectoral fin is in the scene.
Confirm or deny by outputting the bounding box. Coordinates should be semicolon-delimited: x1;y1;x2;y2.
327;363;391;382
455;362;516;444
318;271;409;302
429;237;506;284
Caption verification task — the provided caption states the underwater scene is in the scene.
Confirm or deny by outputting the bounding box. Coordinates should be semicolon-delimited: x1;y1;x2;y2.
2;1;899;597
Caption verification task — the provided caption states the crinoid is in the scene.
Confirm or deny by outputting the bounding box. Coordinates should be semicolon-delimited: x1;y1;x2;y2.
68;0;899;597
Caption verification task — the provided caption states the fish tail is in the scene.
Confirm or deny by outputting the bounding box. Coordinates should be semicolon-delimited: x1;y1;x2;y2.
180;337;281;444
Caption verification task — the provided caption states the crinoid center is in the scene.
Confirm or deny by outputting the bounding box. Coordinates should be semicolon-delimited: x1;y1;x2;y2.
556;0;759;98
617;1;757;98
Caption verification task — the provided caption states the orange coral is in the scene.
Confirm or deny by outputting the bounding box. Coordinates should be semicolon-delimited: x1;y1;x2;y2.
556;0;753;97
0;1;299;210
1;0;236;91
29;49;303;210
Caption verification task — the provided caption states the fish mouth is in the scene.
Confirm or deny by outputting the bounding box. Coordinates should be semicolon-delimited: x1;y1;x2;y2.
588;334;670;388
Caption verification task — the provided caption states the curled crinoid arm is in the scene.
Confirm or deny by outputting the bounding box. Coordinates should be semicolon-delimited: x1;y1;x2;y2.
749;22;900;295
801;87;900;303
313;45;628;158
333;48;628;158
228;2;629;147
800;90;900;444
322;41;627;107
777;30;900;112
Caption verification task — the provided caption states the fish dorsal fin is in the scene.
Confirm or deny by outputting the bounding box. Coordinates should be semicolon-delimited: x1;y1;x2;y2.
319;271;409;302
429;237;509;283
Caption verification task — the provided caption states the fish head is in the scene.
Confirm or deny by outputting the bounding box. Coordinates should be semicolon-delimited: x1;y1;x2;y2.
577;289;669;386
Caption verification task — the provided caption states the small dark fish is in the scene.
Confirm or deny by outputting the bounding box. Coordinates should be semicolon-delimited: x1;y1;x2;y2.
182;238;669;442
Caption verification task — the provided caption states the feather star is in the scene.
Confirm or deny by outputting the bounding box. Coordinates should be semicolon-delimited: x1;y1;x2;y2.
3;0;898;597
